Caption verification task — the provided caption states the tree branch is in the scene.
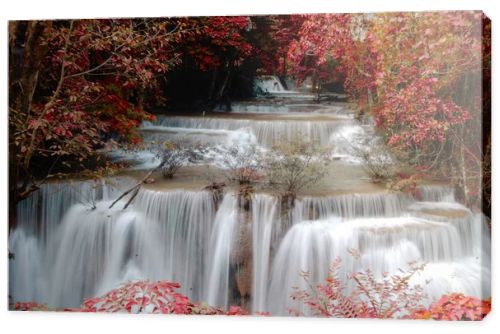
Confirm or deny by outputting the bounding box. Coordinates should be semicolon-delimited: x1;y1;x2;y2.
108;160;165;210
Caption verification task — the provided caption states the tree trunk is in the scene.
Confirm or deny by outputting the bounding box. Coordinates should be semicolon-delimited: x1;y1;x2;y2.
208;69;218;101
9;21;51;231
216;61;233;101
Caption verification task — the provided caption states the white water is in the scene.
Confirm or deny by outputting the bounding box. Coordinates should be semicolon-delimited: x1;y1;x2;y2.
267;213;490;315
254;75;287;94
204;194;239;308
9;95;490;316
10;183;219;307
251;194;280;313
143;115;351;148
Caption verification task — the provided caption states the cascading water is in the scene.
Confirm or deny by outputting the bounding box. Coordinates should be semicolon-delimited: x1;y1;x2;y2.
292;192;412;221
9;92;490;316
251;194;280;313
143;115;351;147
10;183;219;307
9;178;133;305
204;194;239;308
267;211;490;315
254;75;286;94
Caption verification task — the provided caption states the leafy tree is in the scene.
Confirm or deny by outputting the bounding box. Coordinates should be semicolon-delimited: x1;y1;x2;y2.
285;12;489;210
8;17;255;228
9;19;183;219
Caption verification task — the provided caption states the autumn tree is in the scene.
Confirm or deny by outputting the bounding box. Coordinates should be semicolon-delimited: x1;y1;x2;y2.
8;17;255;229
285;12;490;211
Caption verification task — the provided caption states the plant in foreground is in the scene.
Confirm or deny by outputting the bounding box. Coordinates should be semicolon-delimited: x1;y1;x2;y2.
12;280;248;315
11;276;490;319
290;258;491;320
410;293;491;321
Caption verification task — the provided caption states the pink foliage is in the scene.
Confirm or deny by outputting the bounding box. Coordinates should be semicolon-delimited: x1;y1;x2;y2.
411;293;491;321
11;278;490;320
80;281;192;314
79;280;250;316
290;258;427;318
291;259;491;320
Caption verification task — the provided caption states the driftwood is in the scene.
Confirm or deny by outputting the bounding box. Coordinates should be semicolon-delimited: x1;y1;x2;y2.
108;160;166;210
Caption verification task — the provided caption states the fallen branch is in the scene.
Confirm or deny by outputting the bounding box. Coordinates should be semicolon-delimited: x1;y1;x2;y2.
109;160;165;210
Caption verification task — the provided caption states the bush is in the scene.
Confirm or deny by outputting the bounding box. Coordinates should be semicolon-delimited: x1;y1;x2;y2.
291;258;427;318
291;258;491;320
351;141;396;183
266;136;331;197
410;293;491;321
219;144;265;185
80;280;249;315
156;140;203;179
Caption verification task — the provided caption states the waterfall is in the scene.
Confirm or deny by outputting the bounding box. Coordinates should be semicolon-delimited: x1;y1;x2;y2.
9;93;490;316
143;115;350;147
204;193;239;308
15;178;131;246
229;103;347;115
10;183;218;308
9;229;43;304
251;194;280;313
292;192;412;221
46;203;144;307
266;212;491;315
254;75;286;93
417;185;456;202
9;179;490;313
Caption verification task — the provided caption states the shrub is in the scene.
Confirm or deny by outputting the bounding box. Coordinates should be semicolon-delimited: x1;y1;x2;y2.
351;141;397;183
219;144;265;185
156;140;203;179
290;258;427;318
291;259;490;320
80;281;192;314
266;136;330;198
11;302;49;311
80;280;250;315
410;293;491;321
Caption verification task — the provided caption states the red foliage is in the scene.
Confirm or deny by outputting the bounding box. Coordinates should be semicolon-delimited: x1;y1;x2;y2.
411;293;491;321
284;12;486;203
379;78;470;150
173;16;252;71
286;14;352;84
291;259;490;320
11;17;257;183
11;302;48;311
78;280;250;315
11;279;490;320
291;258;427;318
80;281;192;314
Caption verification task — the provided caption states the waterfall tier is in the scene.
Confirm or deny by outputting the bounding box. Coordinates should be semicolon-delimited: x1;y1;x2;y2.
10;179;490;314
